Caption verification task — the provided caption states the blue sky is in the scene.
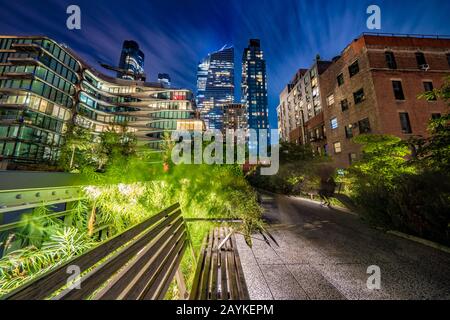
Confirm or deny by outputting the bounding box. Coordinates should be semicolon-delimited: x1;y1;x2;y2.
1;0;450;128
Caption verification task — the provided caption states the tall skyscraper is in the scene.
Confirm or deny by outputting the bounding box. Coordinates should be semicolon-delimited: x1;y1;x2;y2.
196;46;234;130
117;40;145;81
241;39;269;133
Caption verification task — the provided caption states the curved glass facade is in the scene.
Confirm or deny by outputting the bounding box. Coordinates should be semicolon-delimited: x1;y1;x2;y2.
0;36;198;165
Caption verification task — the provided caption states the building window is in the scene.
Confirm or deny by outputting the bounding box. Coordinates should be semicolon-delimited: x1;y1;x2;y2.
345;125;354;138
337;73;344;86
353;88;365;104
431;113;441;120
341;99;349;112
399;112;412;134
358;118;371;134
330;117;338;130
447;53;450;68
327;94;335;106
348;153;357;165
385;51;397;69
392;81;405;100
333;142;342;154
348;60;360;77
415;52;427;69
423;81;436;100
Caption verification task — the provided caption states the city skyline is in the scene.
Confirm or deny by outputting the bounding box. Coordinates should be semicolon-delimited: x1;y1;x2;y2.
1;0;450;129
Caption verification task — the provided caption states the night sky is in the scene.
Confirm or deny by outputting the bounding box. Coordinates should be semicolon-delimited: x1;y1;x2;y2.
1;0;450;129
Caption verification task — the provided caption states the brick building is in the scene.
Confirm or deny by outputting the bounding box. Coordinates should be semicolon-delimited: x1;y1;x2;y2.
320;34;450;168
278;34;450;168
277;69;306;143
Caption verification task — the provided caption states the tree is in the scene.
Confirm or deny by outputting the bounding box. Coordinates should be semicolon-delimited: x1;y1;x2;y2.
411;76;450;171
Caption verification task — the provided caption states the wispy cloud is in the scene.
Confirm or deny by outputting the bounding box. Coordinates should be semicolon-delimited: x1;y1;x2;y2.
1;0;450;127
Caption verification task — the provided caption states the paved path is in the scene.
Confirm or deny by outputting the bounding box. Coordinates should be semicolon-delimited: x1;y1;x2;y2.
235;193;450;300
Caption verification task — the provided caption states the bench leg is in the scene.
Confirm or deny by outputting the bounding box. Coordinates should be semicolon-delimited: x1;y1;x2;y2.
176;268;189;300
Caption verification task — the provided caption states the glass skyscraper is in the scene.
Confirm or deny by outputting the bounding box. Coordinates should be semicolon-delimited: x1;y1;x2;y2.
117;40;146;81
196;46;234;130
241;39;269;132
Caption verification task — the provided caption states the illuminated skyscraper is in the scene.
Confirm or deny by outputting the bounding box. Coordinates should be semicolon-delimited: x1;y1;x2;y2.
117;40;146;81
196;46;234;130
241;39;269;132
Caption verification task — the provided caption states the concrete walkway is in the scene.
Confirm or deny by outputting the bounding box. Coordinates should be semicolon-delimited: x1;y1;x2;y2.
235;193;450;300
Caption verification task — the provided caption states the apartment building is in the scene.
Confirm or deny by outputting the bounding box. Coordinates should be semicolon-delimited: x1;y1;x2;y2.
277;60;332;152
0;36;198;167
320;34;450;168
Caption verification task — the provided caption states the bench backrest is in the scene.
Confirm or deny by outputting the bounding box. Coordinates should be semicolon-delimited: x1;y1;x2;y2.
3;203;186;300
190;227;249;300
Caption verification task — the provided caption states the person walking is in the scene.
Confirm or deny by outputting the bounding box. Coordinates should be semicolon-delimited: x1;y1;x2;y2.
319;176;336;207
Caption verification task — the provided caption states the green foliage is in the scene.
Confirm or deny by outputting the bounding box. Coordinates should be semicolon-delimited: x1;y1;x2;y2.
346;130;450;244
348;135;416;186
0;226;94;295
248;141;328;195
1;129;264;298
408;114;450;172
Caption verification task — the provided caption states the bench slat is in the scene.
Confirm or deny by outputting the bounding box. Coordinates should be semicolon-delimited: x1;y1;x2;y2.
56;212;183;300
3;203;180;300
219;228;229;300
199;230;213;300
143;234;187;300
189;227;249;300
231;232;250;300
210;228;219;300
189;233;207;300
96;220;185;300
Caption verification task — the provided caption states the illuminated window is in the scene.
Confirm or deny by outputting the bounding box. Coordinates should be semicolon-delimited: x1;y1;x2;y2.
330;117;338;130
333;142;342;154
327;94;335;106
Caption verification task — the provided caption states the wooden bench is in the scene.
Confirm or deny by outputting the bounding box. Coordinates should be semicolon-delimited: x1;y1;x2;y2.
3;203;187;300
189;227;249;300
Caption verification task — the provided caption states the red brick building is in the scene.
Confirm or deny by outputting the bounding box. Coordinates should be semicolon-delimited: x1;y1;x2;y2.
320;34;450;168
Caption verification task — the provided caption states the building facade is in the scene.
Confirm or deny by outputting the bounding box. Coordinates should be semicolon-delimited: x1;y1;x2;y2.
320;34;450;168
222;103;247;133
278;34;450;168
276;60;332;154
196;46;234;130
277;69;307;143
241;39;269;132
0;36;197;166
117;40;145;81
